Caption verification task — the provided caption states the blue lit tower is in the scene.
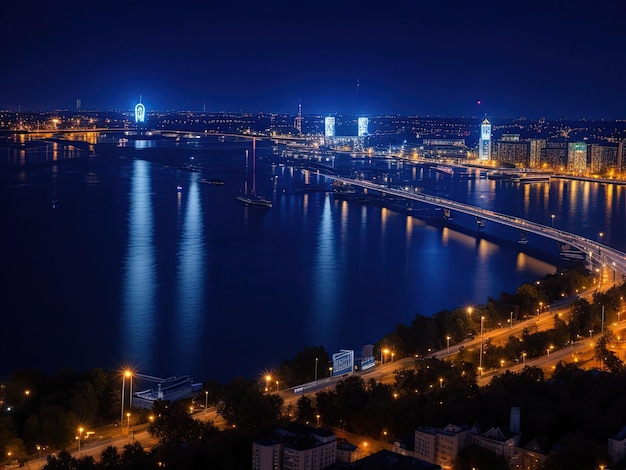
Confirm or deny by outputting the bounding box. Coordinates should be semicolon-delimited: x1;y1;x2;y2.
135;96;145;124
479;117;492;161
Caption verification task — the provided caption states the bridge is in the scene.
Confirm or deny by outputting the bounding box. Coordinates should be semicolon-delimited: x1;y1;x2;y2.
318;173;626;280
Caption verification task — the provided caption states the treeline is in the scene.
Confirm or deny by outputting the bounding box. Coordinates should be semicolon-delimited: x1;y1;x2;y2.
376;264;624;365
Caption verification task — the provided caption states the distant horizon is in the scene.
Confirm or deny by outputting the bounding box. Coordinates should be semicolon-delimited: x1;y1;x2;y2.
4;106;626;122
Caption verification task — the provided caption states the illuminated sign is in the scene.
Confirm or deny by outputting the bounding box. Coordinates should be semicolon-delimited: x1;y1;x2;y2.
332;349;354;376
361;356;376;371
135;103;145;123
324;117;335;137
358;117;369;136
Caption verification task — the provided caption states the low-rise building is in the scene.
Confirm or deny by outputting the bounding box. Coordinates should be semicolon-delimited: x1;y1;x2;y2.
252;424;337;470
414;424;469;469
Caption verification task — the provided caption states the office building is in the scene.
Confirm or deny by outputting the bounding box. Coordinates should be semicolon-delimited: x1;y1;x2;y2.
478;118;492;161
324;116;335;137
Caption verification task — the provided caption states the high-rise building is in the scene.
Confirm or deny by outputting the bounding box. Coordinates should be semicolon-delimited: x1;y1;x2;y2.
357;117;369;136
479;118;492;161
529;139;547;168
567;142;587;172
541;142;567;169
324;116;335;137
496;134;529;167
589;144;618;174
294;102;302;134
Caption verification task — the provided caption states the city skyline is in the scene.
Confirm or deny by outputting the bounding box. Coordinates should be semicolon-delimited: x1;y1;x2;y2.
1;0;625;119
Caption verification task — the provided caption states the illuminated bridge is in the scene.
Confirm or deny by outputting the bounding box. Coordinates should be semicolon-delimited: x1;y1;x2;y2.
323;174;626;280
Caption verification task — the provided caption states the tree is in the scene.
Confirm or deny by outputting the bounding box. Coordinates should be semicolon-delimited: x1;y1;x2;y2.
295;395;316;424
43;449;77;470
148;400;206;445
98;445;121;469
216;378;284;432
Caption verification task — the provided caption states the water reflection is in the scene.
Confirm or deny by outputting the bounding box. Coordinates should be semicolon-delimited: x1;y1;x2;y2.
122;160;157;368
311;195;339;346
175;174;205;365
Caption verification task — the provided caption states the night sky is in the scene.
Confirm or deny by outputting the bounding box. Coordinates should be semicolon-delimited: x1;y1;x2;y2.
1;0;625;118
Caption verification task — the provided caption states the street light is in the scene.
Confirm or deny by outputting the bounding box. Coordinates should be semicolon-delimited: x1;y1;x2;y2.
522;352;526;365
265;375;271;393
551;214;555;227
120;369;132;429
446;335;451;353
510;311;513;329
439;378;443;388
205;391;208;416
479;316;484;374
316;414;320;427
126;412;131;431
315;357;318;382
78;427;84;453
276;380;279;392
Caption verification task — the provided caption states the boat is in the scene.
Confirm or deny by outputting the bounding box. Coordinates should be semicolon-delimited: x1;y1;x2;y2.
201;178;224;185
513;174;551;183
236;139;272;208
235;194;272;207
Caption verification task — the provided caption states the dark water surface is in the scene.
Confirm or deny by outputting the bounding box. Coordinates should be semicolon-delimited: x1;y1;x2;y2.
1;135;625;383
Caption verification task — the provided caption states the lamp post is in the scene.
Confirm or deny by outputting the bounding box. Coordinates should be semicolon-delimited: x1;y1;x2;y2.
315;357;318;382
480;195;484;212
120;369;132;429
479;316;484;375
316;414;320;427
265;375;271;393
205;391;208;416
446;335;451;353
78;427;84;453
522;352;526;365
126;413;131;431
276;380;279;392
510;312;513;329
439;378;443;388
551;214;555;227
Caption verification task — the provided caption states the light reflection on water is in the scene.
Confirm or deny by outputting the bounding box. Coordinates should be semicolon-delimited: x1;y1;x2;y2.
175;174;205;366
122;159;157;368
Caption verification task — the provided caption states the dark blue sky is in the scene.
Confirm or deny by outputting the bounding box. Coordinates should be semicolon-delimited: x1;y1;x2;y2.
1;0;625;118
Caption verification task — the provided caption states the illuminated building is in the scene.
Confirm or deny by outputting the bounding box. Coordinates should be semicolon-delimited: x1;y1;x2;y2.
529;139;547;168
496;134;529;167
567;142;587;172
135;97;145;124
479;118;491;161
541;142;567;169
357;117;369;136
324;116;335;137
589;144;618;174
